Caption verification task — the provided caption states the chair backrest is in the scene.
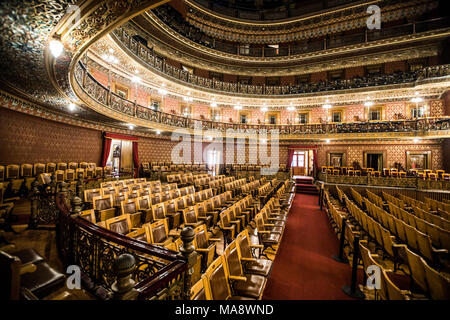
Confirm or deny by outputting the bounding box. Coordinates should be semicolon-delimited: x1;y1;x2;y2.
126;227;149;243
191;276;208;300
137;195;151;210
423;259;450;300
21;164;33;178
148;219;169;244
84;188;102;203
6;165;20;179
194;224;209;249
57;162;67;171
203;256;231;300
79;209;96;223
236;229;252;254
92;194;113;211
0;250;21;300
152;203;166;220
223;240;244;278
121;198;139;215
105;214;131;235
184;207;198;224
33;163;45;176
405;248;428;292
46;163;56;173
113;193;127;207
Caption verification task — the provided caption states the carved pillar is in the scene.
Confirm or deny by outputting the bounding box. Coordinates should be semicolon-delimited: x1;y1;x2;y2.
111;254;139;300
76;172;84;200
179;227;197;300
27;180;40;230
71;197;83;217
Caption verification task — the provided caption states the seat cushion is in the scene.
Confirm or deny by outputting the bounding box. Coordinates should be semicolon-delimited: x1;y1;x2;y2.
233;274;266;299
269;226;284;234
261;233;280;244
13;248;44;266
20;262;65;299
245;259;272;277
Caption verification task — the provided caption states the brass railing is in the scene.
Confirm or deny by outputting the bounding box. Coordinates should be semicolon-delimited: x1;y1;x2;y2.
318;172;450;191
76;61;450;135
112;27;450;96
55;191;193;300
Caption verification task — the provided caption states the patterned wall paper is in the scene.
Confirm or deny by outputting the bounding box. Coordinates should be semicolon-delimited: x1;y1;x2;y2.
384;102;407;120
0;108;103;165
316;141;443;170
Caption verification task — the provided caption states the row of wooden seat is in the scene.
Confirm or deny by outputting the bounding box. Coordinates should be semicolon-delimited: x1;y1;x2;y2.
0;162;102;181
191;228;274;300
325;188;450;299
360;242;450;300
364;199;448;267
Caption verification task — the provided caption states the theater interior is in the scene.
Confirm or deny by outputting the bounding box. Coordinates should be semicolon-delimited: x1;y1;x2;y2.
0;0;449;303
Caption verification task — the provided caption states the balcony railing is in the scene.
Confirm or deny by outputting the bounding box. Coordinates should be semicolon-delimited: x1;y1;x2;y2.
153;2;450;57
75;61;450;135
112;27;450;96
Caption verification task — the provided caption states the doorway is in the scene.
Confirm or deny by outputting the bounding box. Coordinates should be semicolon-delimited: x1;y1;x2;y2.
106;139;134;175
206;150;221;176
366;153;383;171
291;150;314;176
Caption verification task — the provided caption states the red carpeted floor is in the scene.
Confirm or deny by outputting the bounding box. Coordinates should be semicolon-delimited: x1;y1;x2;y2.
262;194;356;300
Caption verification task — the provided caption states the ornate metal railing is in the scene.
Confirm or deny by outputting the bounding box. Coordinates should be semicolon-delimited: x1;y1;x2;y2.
55;192;193;300
74;63;450;135
318;173;450;191
113;27;450;96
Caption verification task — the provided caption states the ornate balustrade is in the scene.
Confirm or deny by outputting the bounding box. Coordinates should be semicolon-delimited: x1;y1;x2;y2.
318;172;450;191
112;27;450;96
55;191;193;300
74;62;450;135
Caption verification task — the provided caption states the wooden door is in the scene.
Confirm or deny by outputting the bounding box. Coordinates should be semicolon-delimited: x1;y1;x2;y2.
292;151;306;176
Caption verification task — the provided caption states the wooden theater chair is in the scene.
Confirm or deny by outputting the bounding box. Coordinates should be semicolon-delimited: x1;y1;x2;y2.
193;224;220;271
202;256;255;300
223;240;266;299
92;195;116;222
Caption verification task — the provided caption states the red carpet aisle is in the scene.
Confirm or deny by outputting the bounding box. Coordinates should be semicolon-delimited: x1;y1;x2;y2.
262;194;355;300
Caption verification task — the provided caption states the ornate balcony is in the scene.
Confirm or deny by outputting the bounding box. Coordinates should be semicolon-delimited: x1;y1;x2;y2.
73;61;450;138
112;27;450;97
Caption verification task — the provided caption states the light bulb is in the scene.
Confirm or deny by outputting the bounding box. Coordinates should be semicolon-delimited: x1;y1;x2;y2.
49;39;63;58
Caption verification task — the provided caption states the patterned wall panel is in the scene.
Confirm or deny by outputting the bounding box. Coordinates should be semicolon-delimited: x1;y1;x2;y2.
317;141;443;170
0;108;103;165
385;102;407;120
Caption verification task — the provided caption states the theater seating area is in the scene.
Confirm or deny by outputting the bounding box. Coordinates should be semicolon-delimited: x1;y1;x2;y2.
72;175;296;299
324;185;450;300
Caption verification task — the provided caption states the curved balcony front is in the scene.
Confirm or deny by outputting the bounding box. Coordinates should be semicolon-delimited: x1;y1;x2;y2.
72;61;450;140
111;27;450;98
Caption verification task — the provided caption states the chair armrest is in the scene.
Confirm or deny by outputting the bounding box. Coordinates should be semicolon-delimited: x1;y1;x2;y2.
241;257;257;262
431;248;448;254
195;248;211;252
21;288;39;300
250;244;264;249
258;230;270;234
0;243;16;253
20;263;37;275
209;238;221;242
4;197;20;203
228;275;247;282
264;223;275;227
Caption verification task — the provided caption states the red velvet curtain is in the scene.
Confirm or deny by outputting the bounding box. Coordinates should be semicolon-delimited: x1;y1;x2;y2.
287;149;295;169
102;138;112;167
132;141;139;178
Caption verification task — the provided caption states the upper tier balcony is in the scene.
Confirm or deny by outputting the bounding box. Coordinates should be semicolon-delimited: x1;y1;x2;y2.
112;27;450;97
73;61;450;139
